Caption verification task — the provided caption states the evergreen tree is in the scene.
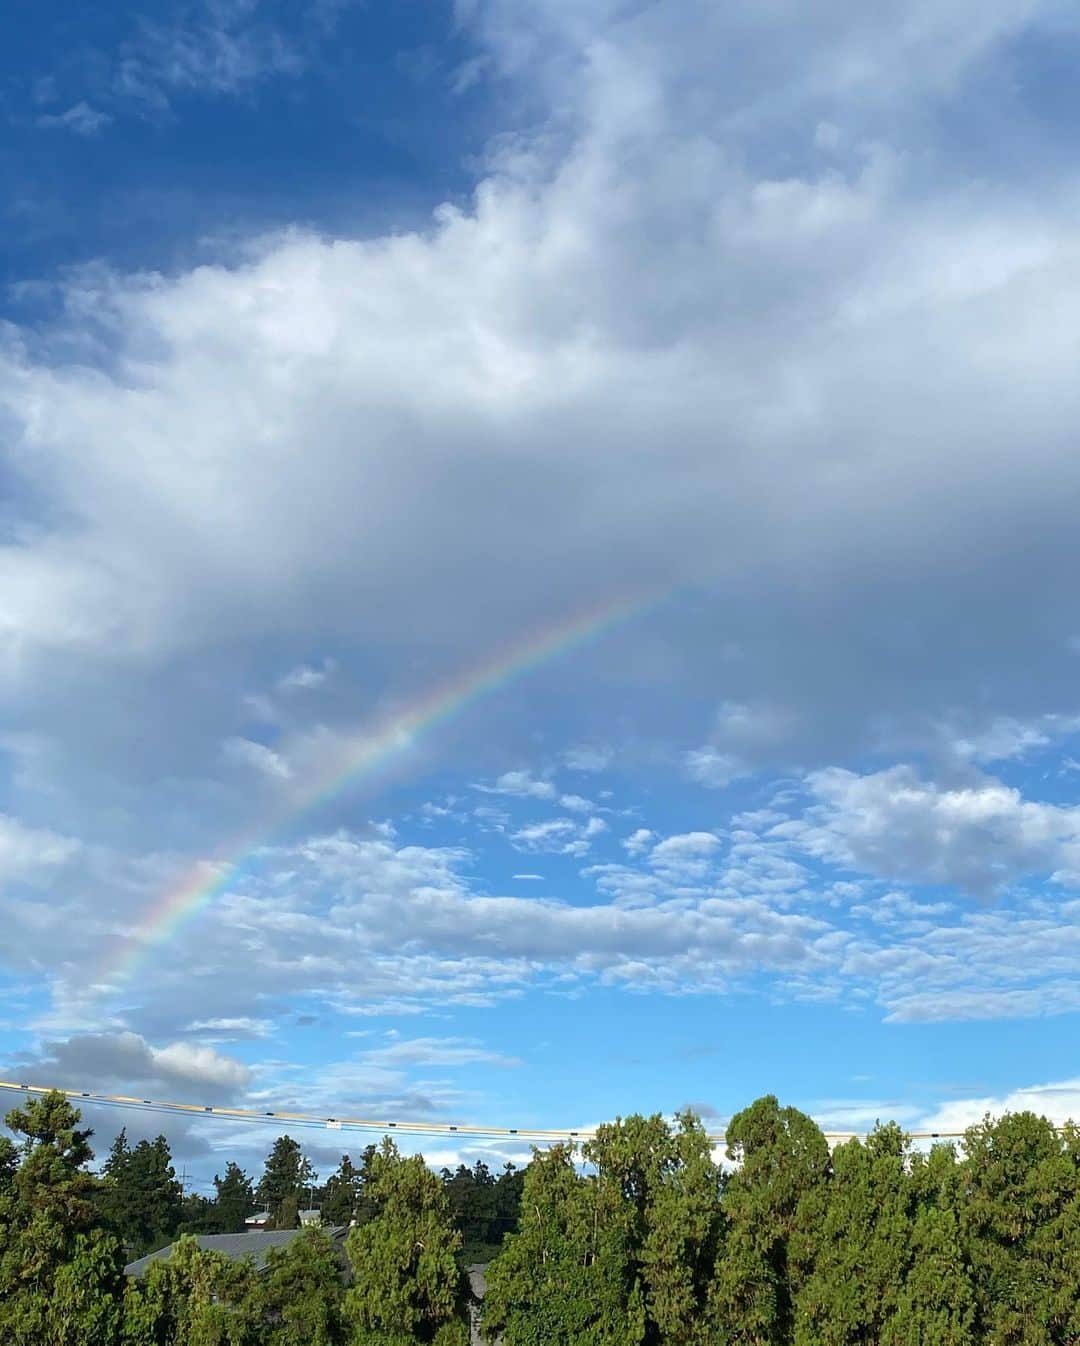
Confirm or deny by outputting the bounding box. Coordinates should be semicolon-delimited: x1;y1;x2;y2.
122;1234;263;1346
262;1226;346;1345
214;1161;256;1233
879;1142;975;1346
639;1112;723;1346
709;1095;830;1346
483;1142;645;1346
256;1135;315;1227
959;1110;1080;1345
321;1153;363;1227
794;1123;914;1346
48;1230;127;1346
344;1137;468;1344
99;1132;184;1255
0;1091;107;1345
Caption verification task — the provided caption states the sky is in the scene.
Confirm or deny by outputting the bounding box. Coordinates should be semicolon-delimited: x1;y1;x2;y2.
4;0;1080;1193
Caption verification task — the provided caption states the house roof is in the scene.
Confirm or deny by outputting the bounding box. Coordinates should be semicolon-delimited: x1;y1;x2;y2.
124;1227;347;1279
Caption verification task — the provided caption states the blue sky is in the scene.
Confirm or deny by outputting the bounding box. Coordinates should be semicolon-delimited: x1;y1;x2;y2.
4;0;1080;1190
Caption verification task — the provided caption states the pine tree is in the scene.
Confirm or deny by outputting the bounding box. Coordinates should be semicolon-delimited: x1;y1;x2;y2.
959;1110;1080;1345
214;1161;256;1233
639;1112;723;1346
99;1132;183;1255
0;1091;112;1345
257;1135;315;1227
321;1154;363;1227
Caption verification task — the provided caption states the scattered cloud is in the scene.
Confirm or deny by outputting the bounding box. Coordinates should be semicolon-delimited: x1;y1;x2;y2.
474;771;557;800
9;1031;251;1101
277;659;336;693
221;736;292;779
35;101;112;135
777;766;1080;896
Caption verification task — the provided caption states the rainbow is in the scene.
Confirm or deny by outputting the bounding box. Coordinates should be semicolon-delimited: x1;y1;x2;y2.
99;588;659;990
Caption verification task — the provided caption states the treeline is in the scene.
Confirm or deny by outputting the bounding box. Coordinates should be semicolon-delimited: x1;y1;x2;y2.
95;1124;523;1262
4;1090;1080;1344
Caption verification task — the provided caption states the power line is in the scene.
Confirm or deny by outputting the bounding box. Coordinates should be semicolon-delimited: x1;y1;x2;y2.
0;1079;980;1142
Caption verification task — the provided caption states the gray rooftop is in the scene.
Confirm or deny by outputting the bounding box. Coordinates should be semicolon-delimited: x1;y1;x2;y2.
124;1227;346;1279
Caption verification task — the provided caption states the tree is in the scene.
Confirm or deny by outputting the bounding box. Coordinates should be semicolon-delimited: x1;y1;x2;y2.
257;1136;315;1228
959;1110;1080;1345
122;1234;263;1345
262;1226;346;1345
344;1138;468;1344
48;1231;127;1346
320;1153;364;1227
639;1112;723;1346
0;1091;115;1345
794;1124;914;1346
483;1142;645;1346
214;1162;256;1233
709;1095;830;1346
99;1133;184;1255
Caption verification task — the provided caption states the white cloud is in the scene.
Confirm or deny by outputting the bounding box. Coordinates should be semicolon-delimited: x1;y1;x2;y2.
622;828;653;857
186;1016;273;1039
0;814;81;881
9;1031;251;1100
562;745;613;772
917;1076;1080;1135
778;766;1080;896
474;771;557;800
559;793;594;813
277;659;336;692
362;1036;520;1069
685;748;747;789
113;0;307;109
221;736;292;779
36;101;111;135
511;814;605;856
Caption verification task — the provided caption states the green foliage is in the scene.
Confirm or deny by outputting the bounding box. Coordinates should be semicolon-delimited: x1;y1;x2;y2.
482;1141;646;1346
0;1090;103;1342
215;1162;257;1234
344;1138;468;1344
99;1131;184;1255
7;1093;1080;1346
441;1158;524;1263
256;1135;315;1227
321;1152;366;1227
709;1095;830;1346
795;1124;914;1346
262;1226;346;1345
122;1235;263;1346
959;1111;1080;1345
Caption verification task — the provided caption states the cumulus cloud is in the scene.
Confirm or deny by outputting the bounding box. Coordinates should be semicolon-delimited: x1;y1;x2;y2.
8;0;1080;1126
8;0;1080;803
474;771;557;800
9;1031;251;1101
0;814;81;881
778;766;1080;896
917;1076;1080;1135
